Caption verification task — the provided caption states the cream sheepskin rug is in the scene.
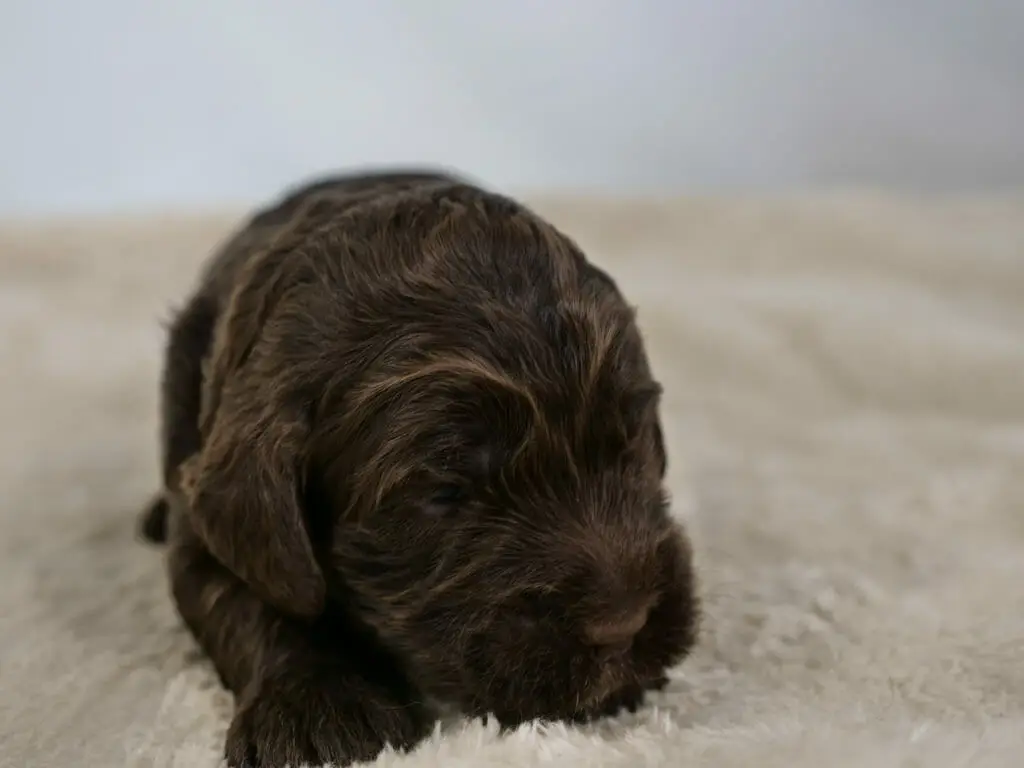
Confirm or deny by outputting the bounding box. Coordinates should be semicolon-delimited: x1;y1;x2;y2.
1;194;1023;767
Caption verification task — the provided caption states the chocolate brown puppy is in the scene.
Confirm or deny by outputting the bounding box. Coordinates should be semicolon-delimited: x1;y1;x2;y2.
139;170;700;767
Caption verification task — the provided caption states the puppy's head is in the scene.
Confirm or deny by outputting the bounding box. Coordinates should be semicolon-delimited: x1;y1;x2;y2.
180;185;699;723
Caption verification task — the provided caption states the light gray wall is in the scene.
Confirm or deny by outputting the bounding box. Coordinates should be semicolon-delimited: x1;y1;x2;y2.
2;1;1022;215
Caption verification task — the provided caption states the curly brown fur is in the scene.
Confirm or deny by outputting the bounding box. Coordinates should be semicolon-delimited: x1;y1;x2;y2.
141;169;700;767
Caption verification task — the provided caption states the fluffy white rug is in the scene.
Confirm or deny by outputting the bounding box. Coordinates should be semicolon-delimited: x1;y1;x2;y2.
1;194;1023;767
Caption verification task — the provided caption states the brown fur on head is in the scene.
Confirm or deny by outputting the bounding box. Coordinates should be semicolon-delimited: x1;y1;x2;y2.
171;176;699;727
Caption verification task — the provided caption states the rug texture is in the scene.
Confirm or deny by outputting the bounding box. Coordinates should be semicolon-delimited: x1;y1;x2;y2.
1;194;1023;767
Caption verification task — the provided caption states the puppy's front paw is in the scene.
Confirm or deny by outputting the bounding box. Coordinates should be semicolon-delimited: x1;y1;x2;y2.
225;668;431;768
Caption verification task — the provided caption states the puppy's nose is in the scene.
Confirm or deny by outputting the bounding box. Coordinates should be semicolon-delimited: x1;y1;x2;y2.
584;605;650;651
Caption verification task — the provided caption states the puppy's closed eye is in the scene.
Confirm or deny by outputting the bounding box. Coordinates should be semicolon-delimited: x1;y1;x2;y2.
424;484;467;516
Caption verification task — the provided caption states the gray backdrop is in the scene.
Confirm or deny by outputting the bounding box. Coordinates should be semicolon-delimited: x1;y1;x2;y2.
3;0;1022;215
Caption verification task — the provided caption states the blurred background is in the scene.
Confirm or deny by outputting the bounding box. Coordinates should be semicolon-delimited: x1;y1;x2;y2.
2;0;1022;217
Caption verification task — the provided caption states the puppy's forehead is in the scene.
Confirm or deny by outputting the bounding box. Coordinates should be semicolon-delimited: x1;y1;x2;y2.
401;188;645;416
343;183;650;441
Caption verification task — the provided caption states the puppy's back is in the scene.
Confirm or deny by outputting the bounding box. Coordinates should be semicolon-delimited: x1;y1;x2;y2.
202;169;468;305
249;169;469;229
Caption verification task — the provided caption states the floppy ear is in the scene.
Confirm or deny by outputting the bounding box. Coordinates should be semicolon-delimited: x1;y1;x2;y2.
178;251;327;620
623;383;667;479
652;418;667;478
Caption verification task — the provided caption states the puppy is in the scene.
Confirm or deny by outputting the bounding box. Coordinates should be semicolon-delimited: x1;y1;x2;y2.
139;170;699;767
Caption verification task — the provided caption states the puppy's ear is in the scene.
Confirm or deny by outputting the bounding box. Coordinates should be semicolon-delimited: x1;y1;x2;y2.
179;250;327;619
623;383;667;479
652;418;667;478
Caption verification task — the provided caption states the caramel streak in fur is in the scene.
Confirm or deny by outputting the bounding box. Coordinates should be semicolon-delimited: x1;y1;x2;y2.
347;355;541;419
